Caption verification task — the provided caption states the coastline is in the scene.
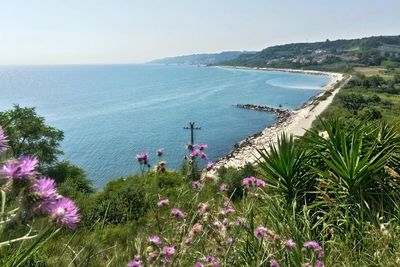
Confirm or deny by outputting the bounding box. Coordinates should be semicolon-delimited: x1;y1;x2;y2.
216;66;347;169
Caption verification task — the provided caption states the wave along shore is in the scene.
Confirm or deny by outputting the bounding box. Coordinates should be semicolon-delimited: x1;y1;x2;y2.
216;67;347;169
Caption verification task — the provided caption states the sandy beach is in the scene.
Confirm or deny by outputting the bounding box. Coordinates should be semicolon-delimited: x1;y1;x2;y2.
216;67;347;169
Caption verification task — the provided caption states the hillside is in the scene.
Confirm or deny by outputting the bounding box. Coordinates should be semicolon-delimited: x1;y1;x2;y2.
148;51;256;65
219;35;400;71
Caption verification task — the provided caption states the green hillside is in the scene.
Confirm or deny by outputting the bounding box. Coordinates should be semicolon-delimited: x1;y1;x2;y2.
220;35;400;71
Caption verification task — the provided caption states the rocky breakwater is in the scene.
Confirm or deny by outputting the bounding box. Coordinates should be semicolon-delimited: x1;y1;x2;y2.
216;104;294;167
235;104;292;122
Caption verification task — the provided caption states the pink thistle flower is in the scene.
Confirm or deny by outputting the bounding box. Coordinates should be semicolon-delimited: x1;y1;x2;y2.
206;162;216;171
1;156;38;180
198;202;209;215
184;237;193;246
303;241;324;257
192;180;203;190
203;256;220;267
197;144;208;151
194;262;204;267
218;183;228;192
157;199;169;207
242;177;265;189
190;223;203;236
127;256;142;267
171;207;185;219
190;149;201;158
156;148;164;157
31;177;59;213
0;125;8;153
50;197;80;230
162;246;175;262
199;151;207;160
254;226;268;239
270;259;280;267
316;260;324;267
136;152;149;165
284;239;296;249
147;235;161;245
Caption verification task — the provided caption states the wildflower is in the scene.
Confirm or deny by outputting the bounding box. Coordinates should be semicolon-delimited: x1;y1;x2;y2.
184;237;193;245
303;241;324;257
254;226;267;239
136;152;149;165
31;177;59;213
190;149;201;158
171;207;185;219
190;223;203;236
203;256;220;267
207;162;216;171
194;262;204;267
156;161;167;173
192;180;203;190
284;239;296;249
157;199;169;207
50;197;80;230
162;246;175;262
316;260;324;267
1;156;38;180
242;176;265;189
127;256;143;267
212;220;223;229
196;144;208;151
198;202;209;215
218;183;228;192
0;125;8;152
147;235;162;245
156;148;164;157
270;259;279;267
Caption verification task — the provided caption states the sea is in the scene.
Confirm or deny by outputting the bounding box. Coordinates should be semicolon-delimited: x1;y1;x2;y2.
0;64;330;188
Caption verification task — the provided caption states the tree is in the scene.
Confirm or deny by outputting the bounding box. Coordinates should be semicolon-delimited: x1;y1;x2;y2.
0;105;64;165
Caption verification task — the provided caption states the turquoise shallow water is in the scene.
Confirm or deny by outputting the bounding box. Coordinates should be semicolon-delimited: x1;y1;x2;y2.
0;64;330;188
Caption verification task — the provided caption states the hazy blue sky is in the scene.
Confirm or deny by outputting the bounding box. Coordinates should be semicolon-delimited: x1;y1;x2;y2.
1;0;399;64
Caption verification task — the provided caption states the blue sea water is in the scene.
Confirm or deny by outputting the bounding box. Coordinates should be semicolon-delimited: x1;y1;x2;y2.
0;64;330;188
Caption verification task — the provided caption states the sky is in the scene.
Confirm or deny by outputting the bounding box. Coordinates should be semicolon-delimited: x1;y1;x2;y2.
0;0;399;65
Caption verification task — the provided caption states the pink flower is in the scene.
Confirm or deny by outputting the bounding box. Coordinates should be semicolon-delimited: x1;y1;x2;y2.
207;162;216;171
218;183;228;192
162;246;175;262
184;237;193;245
157;199;169;207
242;176;266;189
194;262;204;267
303;241;324;257
156;148;164;157
202;256;220;267
254;226;268;239
136;152;149;165
50;197;80;230
171;207;185;219
1;156;38;180
147;235;161;245
284;239;296;249
197;144;208;151
316;260;324;267
127;256;142;267
198;202;209;215
270;259;279;267
31;177;59;213
192;181;203;190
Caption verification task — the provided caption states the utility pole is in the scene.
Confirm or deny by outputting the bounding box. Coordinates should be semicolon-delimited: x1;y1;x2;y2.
183;122;201;181
183;122;201;145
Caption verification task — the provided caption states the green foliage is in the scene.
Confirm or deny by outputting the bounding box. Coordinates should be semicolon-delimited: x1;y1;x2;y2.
0;105;64;165
220;35;400;71
44;161;94;198
217;163;257;201
257;134;315;206
82;176;150;225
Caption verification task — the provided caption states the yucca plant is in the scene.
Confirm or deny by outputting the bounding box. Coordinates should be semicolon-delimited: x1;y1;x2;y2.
256;134;315;206
304;119;400;235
